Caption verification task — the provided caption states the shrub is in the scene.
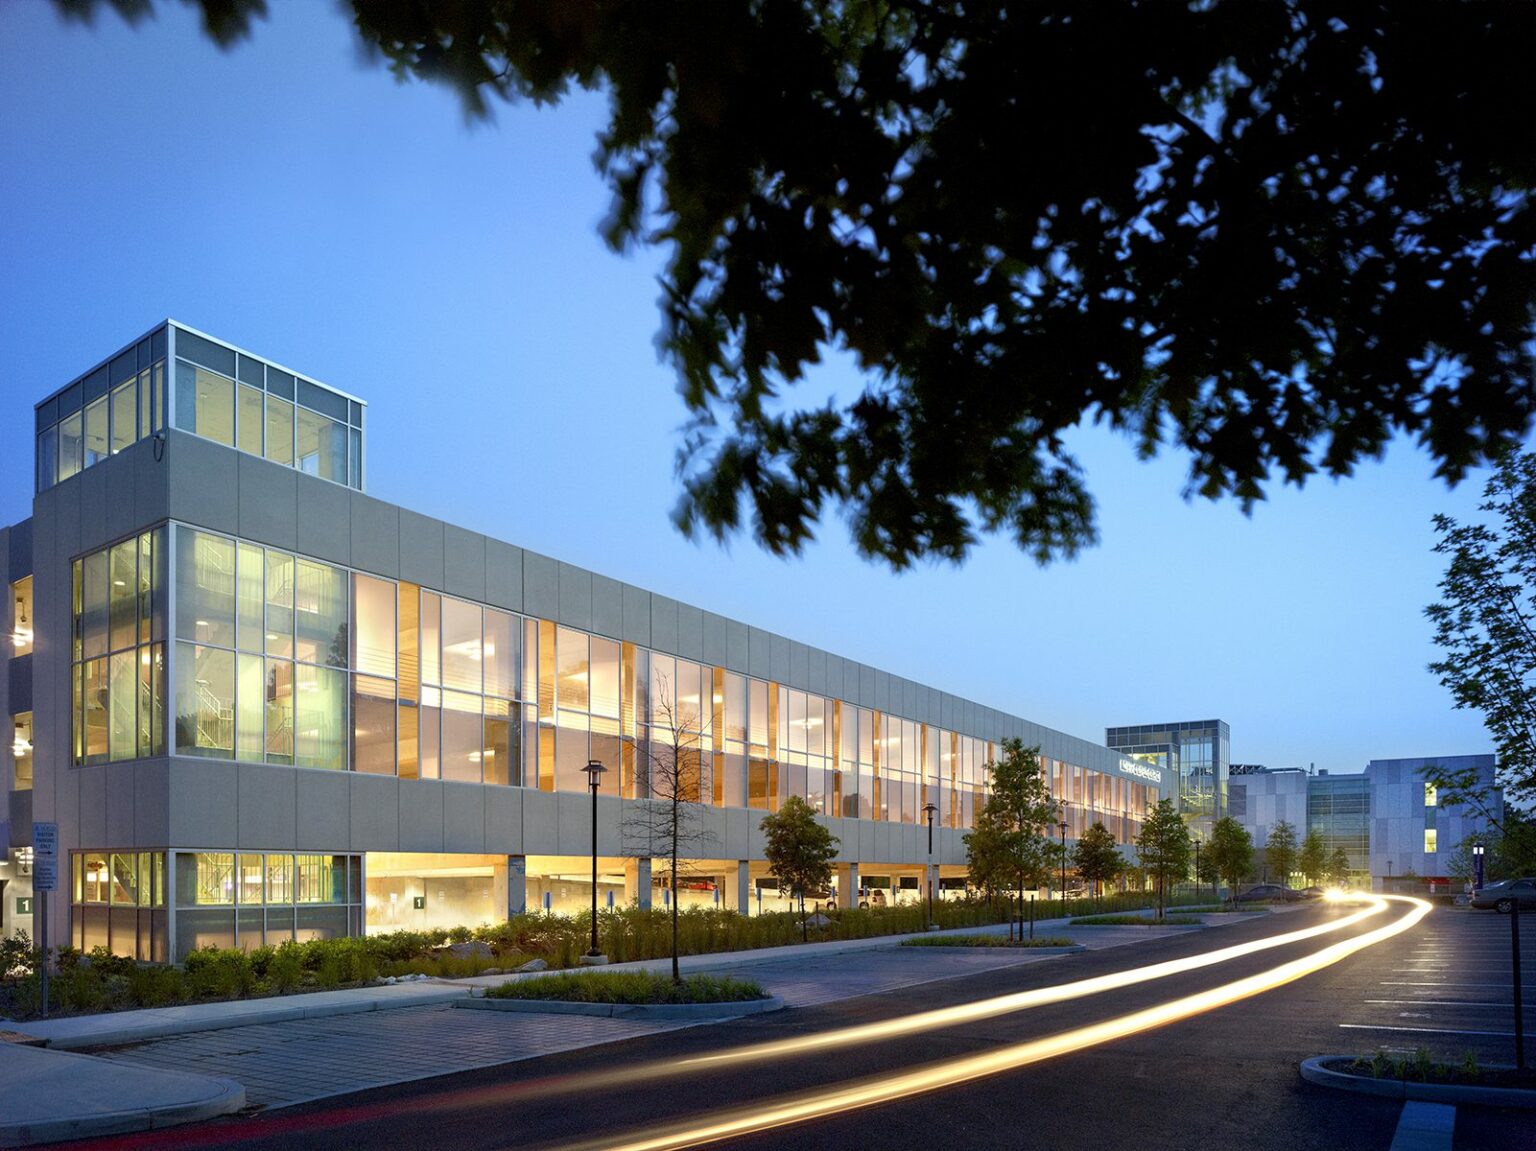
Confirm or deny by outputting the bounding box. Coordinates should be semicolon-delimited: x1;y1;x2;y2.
486;971;765;1005
0;930;35;980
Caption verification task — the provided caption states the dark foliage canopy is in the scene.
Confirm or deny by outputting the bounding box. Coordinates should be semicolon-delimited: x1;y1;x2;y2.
60;0;1536;566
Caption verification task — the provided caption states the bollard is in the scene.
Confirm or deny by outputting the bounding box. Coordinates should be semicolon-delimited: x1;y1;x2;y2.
1029;893;1035;941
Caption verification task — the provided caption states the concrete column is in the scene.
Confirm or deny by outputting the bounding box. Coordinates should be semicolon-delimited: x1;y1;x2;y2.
733;861;750;915
506;855;527;918
625;857;653;909
837;862;860;909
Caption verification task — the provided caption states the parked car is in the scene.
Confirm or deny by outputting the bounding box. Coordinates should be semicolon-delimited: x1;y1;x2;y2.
1299;886;1327;900
1470;878;1536;913
1235;884;1304;903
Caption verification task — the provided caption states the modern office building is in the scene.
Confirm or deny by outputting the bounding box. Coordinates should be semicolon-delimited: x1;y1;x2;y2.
1105;718;1229;836
1367;755;1500;885
0;322;1172;960
1228;755;1500;887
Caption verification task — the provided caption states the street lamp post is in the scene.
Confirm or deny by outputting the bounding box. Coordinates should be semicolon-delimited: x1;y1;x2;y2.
1058;820;1069;909
923;802;938;930
582;759;608;962
1193;834;1202;904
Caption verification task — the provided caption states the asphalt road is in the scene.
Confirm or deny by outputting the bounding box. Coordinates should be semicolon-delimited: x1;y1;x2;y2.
68;900;1536;1151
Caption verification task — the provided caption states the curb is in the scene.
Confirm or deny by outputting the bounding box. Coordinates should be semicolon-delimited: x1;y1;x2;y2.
897;944;1086;955
0;1077;244;1149
19;988;469;1051
455;994;787;1020
1300;1056;1536;1109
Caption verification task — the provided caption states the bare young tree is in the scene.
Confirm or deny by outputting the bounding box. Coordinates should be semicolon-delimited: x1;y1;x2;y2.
622;668;720;982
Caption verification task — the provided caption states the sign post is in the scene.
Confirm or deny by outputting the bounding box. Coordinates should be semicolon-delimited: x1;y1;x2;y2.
32;822;58;1019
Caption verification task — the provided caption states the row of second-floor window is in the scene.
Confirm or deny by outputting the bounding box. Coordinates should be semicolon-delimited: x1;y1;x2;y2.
36;330;167;493
72;529;168;765
68;523;1157;841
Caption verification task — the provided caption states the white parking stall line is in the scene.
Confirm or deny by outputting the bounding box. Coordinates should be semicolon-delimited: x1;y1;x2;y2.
1340;1023;1520;1038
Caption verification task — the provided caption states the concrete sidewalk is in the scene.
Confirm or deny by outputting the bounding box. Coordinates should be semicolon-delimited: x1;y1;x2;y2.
0;1043;244;1148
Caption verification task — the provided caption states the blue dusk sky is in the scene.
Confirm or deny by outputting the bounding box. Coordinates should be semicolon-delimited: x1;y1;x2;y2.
0;2;1502;773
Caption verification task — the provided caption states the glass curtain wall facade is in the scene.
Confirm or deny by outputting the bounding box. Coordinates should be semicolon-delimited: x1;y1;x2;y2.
1306;775;1371;875
72;522;1160;846
1106;719;1230;830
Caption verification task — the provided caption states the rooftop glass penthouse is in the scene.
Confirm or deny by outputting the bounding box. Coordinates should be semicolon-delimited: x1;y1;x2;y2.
3;325;1169;960
35;322;366;495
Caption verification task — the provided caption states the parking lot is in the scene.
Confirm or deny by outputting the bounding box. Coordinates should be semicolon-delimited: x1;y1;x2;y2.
1333;902;1534;1068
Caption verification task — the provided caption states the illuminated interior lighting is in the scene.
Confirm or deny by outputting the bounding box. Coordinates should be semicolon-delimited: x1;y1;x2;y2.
581;897;1430;1151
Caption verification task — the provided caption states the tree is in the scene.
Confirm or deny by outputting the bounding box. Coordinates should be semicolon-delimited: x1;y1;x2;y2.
1262;821;1299;886
963;740;1060;941
1325;846;1352;887
622;669;719;982
1135;799;1191;921
1072;821;1123;904
1427;451;1536;806
1298;828;1328;887
760;795;840;942
1205;817;1254;903
61;1;1536;568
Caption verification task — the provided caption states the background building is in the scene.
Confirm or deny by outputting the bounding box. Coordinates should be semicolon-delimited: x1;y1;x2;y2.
1228;755;1500;889
1106;718;1230;837
1;322;1173;959
1368;754;1500;887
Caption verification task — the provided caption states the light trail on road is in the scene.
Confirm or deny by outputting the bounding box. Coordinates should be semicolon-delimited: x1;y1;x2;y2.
78;899;1409;1151
548;896;1431;1151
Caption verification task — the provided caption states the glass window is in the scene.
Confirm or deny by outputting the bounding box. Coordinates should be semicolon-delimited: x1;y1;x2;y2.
111;381;136;454
83;395;108;468
82;853;111;903
1424;828;1438;854
398;701;419;779
265;658;294;764
421;591;441;686
294;662;345;769
483;609;517;700
237;384;264;456
176;527;236;647
236;544;264;653
266;854;293;903
175;362;235;446
294;559;347;667
12;713;33;789
109;650;136;761
237;854;265;904
296;854;343;904
58;410;83;481
349;427;362;488
82;549;109;659
353;574;396;677
442;598;482;692
265;550;294;657
82;657;109;764
175;643;234;758
266;395;294;466
11;575;33;656
442;691;482;782
398;582;420;703
137;532;155;644
484;709;515;786
1424;782;1438;807
108;540;138;653
353;675;396;775
138;644;165;758
296;408;345;482
559;627;589;711
590;637;619;719
236;652;265;762
138;369;152;445
195;853;235;905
